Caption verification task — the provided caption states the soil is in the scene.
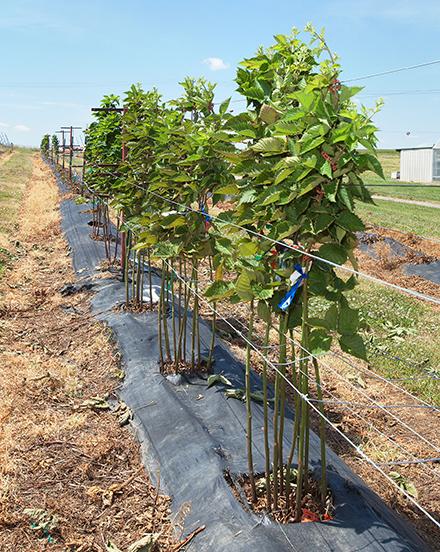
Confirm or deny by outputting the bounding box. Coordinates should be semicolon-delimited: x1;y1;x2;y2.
226;470;333;524
368;224;440;260
114;300;157;314
0;156;185;551
160;358;209;377
191;260;440;550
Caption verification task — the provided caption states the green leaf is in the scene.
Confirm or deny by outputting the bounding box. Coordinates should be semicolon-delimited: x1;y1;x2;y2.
339;334;367;360
238;240;258;257
259;103;280;124
224;388;245;400
236;271;254;301
337;211;365;232
215;238;233;257
309;329;332;354
219;98;231;116
338;299;359;335
339;85;363;103
389;472;418;499
272;220;300;240
258;188;281;206
160;214;187;229
207;374;232;389
204;280;235;301
299;134;325;154
274;167;294;185
252;137;286;154
325;304;338;330
313;213;334;234
251;283;274;300
320;160;332;178
216;182;239;195
257;300;271;323
318;243;348;265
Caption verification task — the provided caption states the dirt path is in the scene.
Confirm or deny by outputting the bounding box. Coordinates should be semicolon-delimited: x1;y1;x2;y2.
0;155;178;551
372;194;440;209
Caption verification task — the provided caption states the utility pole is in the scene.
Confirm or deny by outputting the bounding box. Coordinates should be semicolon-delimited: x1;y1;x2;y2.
56;130;67;171
61;126;81;183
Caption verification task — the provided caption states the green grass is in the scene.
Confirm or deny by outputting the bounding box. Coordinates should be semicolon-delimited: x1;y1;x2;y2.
364;150;440;203
366;149;400;183
0;150;34;277
369;184;440;203
356;198;440;238
348;280;440;406
311;278;440;406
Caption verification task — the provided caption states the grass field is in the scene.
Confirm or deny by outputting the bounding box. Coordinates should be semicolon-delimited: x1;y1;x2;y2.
311;277;440;406
356;198;440;239
364;150;440;203
0;150;34;276
349;280;440;406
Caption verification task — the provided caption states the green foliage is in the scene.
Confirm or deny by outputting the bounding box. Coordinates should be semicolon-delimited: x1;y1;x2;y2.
81;24;383;518
40;134;50;156
84;95;122;197
51;134;59;159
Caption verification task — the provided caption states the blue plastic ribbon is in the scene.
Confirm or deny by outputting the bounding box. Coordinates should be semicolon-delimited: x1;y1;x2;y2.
278;264;308;311
199;202;212;223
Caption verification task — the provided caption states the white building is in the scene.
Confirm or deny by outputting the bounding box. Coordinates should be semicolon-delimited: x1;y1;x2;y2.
398;140;440;182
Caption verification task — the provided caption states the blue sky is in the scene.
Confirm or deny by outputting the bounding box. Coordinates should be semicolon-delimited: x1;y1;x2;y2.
1;0;440;148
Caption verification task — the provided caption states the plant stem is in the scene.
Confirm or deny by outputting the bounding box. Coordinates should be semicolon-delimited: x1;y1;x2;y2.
147;249;153;309
124;231;131;305
245;300;257;502
191;263;196;368
158;269;164;369
170;260;177;367
262;316;272;511
277;312;288;494
285;329;297;508
313;357;327;506
162;262;171;361
295;279;309;521
207;256;215;373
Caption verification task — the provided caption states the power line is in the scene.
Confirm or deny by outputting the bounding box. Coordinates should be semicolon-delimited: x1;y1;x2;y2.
343;58;440;83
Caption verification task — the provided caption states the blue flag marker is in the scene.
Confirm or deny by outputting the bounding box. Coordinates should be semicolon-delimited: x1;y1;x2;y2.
278;264;308;311
199;202;212;223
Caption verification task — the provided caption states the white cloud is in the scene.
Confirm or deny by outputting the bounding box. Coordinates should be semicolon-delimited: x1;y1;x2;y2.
0;122;9;128
203;57;230;71
14;124;31;132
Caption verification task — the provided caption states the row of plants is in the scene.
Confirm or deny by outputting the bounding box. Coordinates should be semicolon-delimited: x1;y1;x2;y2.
44;26;383;522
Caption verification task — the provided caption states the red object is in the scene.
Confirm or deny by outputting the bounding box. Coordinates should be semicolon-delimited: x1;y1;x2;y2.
329;78;342;96
301;508;320;523
322;512;333;521
321;150;337;172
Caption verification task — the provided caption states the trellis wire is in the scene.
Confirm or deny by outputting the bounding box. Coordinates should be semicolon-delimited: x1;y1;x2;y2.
332;352;440;414
161;258;440;529
87;182;440;427
286;332;440;452
140;188;440;306
57;164;440;526
180;259;440;482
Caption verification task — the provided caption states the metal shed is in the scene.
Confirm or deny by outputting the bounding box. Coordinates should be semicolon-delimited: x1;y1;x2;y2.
398;140;440;182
